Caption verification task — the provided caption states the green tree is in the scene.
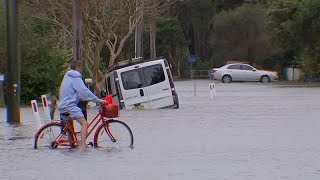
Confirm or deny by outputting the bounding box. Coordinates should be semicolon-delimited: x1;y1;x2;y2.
22;0;173;94
264;0;302;77
21;47;67;103
266;0;320;78
266;0;300;55
296;0;320;77
156;17;189;77
19;18;68;103
175;0;217;61
216;0;244;11
0;1;6;73
0;2;67;103
211;4;270;66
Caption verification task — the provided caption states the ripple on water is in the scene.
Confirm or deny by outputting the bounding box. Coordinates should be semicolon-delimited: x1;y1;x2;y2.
1;81;320;179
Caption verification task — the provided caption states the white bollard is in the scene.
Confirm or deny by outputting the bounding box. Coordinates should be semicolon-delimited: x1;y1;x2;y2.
209;83;216;99
30;100;42;130
41;94;52;121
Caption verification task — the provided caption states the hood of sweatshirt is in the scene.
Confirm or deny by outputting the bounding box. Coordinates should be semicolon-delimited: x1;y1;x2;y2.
66;70;82;78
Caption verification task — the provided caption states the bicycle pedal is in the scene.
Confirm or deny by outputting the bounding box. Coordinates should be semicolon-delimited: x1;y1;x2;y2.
88;142;94;147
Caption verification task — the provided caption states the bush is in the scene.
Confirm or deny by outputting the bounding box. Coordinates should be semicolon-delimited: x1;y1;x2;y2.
302;51;320;78
20;48;67;104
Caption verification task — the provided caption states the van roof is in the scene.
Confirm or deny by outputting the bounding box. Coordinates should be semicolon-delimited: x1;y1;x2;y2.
107;57;165;73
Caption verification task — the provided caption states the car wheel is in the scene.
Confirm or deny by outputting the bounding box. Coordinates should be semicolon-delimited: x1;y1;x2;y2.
260;75;270;83
222;75;232;83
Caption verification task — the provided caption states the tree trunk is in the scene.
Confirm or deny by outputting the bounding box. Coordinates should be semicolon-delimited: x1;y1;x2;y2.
117;33;123;63
135;23;143;58
176;44;181;78
93;44;100;94
150;14;157;59
246;25;254;65
135;1;144;58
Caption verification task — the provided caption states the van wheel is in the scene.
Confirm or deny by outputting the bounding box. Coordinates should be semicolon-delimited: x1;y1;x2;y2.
222;75;232;83
174;101;179;109
173;92;179;109
173;95;179;109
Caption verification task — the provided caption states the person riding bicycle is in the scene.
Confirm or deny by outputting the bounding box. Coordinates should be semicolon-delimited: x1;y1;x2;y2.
58;60;105;149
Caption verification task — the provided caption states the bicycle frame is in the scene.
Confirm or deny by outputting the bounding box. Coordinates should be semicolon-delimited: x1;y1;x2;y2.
87;113;106;138
35;95;133;149
51;113;115;148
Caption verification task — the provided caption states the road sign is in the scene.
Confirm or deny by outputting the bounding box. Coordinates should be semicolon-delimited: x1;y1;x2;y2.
187;54;197;63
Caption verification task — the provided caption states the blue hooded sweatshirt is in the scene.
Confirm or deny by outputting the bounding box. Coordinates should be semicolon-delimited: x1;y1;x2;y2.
58;70;102;115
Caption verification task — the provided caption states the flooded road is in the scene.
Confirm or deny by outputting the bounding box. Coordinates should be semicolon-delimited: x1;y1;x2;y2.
1;80;320;180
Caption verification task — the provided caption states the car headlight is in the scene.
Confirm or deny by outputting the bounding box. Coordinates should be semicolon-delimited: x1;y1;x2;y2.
271;72;279;79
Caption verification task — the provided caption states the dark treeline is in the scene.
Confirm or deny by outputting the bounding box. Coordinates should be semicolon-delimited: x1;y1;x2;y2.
0;0;319;103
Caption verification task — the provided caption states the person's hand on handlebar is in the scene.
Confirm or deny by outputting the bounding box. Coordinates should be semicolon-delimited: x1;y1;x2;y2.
100;99;107;105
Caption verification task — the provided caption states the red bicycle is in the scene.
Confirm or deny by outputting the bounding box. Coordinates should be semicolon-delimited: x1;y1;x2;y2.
34;95;134;149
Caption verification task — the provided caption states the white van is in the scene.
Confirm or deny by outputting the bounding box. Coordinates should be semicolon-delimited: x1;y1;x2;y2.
103;58;179;110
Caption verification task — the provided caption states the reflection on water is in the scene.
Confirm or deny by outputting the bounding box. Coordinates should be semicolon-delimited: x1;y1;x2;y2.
1;80;320;180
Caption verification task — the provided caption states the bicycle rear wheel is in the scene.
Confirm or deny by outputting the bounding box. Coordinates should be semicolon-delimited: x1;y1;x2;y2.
34;123;74;149
94;120;134;149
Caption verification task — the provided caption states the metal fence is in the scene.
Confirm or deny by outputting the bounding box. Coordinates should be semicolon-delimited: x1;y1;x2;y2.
191;70;211;78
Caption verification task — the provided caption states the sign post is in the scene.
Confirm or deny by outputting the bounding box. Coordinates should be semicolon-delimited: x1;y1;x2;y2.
5;0;20;123
209;83;216;99
187;54;197;77
41;95;52;121
30;100;42;131
187;54;197;96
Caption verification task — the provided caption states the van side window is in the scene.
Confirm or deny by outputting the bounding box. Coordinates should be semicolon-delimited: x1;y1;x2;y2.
105;77;112;94
142;64;165;86
121;70;143;90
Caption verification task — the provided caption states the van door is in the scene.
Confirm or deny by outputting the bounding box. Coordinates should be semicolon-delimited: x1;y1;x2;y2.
140;60;174;109
117;65;151;109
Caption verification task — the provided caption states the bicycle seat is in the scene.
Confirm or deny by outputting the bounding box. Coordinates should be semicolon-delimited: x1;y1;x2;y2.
60;112;71;121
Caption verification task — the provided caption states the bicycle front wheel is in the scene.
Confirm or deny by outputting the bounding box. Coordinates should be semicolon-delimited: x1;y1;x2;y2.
94;120;134;149
34;123;73;149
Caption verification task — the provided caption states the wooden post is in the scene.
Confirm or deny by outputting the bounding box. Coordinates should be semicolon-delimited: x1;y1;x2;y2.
73;0;82;62
150;9;156;59
135;0;143;58
5;0;20;123
72;0;88;120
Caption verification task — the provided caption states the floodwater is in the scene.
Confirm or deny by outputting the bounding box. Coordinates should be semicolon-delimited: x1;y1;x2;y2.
1;80;320;180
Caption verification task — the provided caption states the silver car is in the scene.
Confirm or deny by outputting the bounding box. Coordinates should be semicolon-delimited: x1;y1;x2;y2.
211;63;278;83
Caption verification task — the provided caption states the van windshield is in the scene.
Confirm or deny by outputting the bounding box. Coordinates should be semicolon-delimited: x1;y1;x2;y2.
142;64;165;86
121;64;165;90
